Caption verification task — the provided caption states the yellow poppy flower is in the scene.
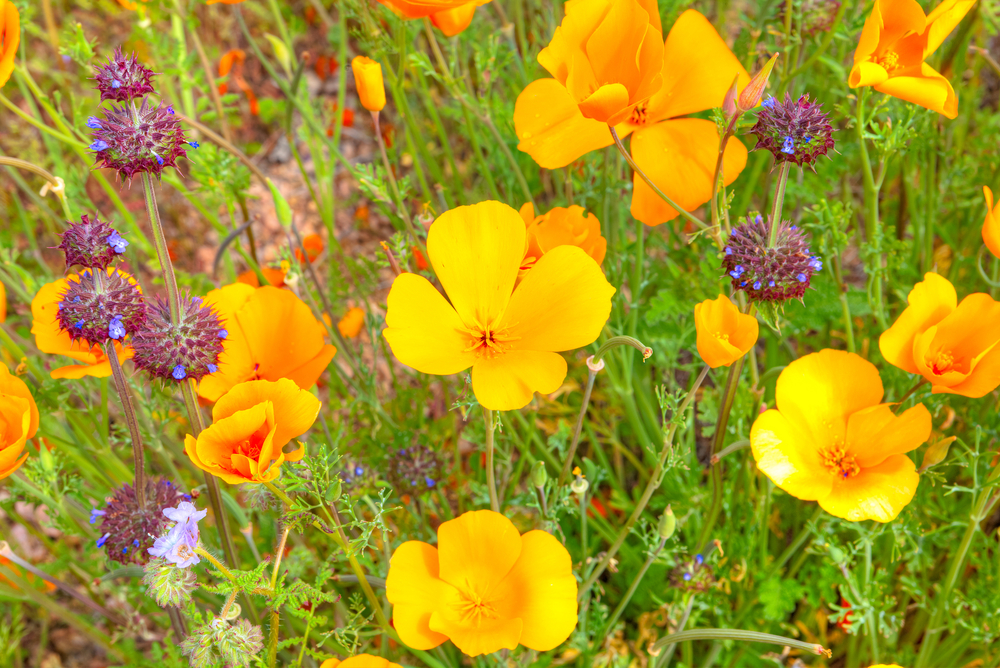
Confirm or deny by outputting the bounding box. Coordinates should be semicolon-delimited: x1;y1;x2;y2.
351;56;387;113
382;201;615;411
30;272;135;380
515;9;749;226
982;186;1000;260
184;378;318;484
848;0;975;119
694;295;758;368
0;363;39;481
0;0;19;90
518;202;607;274
879;272;1000;398
198;284;337;403
320;655;403;668
751;349;931;522
386;510;577;655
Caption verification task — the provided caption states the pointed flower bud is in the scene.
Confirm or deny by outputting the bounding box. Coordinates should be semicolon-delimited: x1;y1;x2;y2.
56;268;146;347
737;53;779;112
658;505;676;540
722;76;739;118
722;215;821;303
93;48;156;102
132;294;225;383
531;460;548;489
58;214;128;270
351;56;386;112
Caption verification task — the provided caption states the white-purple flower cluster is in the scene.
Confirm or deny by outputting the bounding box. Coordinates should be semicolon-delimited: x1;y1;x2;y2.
148;501;207;568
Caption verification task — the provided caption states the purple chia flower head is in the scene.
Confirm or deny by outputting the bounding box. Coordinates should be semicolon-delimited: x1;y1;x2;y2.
148;502;207;568
721;215;820;303
670;554;715;592
93;48;156;103
56;268;147;347
90;98;188;182
58;214;128;270
387;443;443;497
748;92;835;167
132;293;225;382
94;478;185;565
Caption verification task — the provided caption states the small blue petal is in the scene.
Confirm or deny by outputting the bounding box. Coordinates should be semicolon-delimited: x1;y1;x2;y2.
729;270;740;279
683;572;693;581
122;546;128;554
724;246;732;255
425;477;436;487
769;280;776;287
96;533;110;548
75;320;85;329
218;329;228;339
167;105;175;115
155;155;164;166
189;141;200;148
695;554;704;565
354;466;364;476
111;80;121;89
797;273;807;283
86;116;103;129
133;539;140;547
107;231;129;254
90;140;109;151
804;136;812;143
172;365;187;380
108;316;126;340
89;509;106;524
753;281;761;290
781;136;795;154
762;96;776;109
207;364;218;373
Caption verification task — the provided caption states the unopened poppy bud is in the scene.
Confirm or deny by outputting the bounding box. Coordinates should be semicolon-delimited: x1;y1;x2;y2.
531;461;547;489
737;53;779;112
325;477;343;503
828;545;846;563
351;56;386;112
658;505;676;540
919;435;956;473
722;76;738;118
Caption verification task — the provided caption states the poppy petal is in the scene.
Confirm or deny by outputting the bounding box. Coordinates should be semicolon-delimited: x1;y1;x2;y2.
471;350;567;411
428;606;522;657
212;378;321;449
879;272;956;374
847;403;932;469
426;202;524;328
436;510;523;594
494;530;578;651
385;541;452;650
629;118;747;226
923;0;976;57
874;63;957;118
819;454;919;522
383;272;478;375
502;246;615;352
750;408;832;501
513;78;619;169
983;186;1000;260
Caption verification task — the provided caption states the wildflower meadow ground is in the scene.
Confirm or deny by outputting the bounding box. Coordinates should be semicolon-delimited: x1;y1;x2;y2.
0;0;999;667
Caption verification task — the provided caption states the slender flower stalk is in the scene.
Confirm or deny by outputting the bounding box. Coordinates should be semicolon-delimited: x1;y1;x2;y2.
371;111;423;253
483;407;499;512
768;162;791;247
650;628;831;657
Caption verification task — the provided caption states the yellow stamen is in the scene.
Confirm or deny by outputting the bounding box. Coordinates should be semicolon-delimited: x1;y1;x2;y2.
928;350;956;375
877;50;902;72
820;445;861;480
462;319;519;359
456;590;499;627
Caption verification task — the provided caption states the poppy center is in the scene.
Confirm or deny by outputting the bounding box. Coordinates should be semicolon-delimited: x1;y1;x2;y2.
463;320;518;359
714;332;730;343
820;445;860;479
928;350;957;375
877;50;902;72
455;590;499;627
630;101;650;125
238;431;265;460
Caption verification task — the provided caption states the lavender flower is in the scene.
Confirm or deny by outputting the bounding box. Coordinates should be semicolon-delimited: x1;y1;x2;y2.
90;98;188;181
148;502;207;568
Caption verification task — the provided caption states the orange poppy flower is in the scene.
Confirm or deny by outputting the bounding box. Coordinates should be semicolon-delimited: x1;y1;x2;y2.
982;186;1000;260
382;201;615;411
320;655;403;668
0;555;56;592
518;203;607;274
750;349;931;522
206;0;245;4
30;273;135;379
515;9;750;226
0;0;19;90
0;363;38;481
879;272;1000;398
198;284;337;403
430;2;478;36
295;233;325;263
0;281;6;323
184;378;318;484
694;295;758;368
218;48;259;115
386;510;577;655
848;0;975;119
236;267;287;288
338;307;365;339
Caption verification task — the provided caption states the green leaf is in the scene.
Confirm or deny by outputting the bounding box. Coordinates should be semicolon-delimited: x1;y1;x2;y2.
758;577;807;621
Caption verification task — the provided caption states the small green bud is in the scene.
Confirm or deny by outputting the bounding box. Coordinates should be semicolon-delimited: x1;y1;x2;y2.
325;477;343;503
531;461;547;489
828;545;846;564
919;436;955;473
570;476;589;495
658;505;676;540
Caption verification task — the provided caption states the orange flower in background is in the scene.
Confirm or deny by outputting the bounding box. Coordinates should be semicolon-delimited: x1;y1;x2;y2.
0;0;20;90
0;281;6;323
982;186;1000;259
848;0;975;119
207;0;246;4
880;272;1000;398
295;233;325;263
515;10;750;226
383;201;615;411
430;2;478;36
198;284;337;403
185;378;318;484
236;267;287;288
0;363;38;481
751;350;931;522
534;0;664;125
338;307;365;339
30;273;135;379
351;56;386;113
518;203;606;274
320;655;403;668
694;295;758;368
218;49;259;116
386;510;577;655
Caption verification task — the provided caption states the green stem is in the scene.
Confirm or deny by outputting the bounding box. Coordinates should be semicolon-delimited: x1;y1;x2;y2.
139;172;181;323
600;536;667;637
0;94;87;148
855;88;888;328
483;408;499;512
610;127;707;231
558;359;601;487
767;161;791;246
372;112;422;253
104;343;146;508
578;365;710;600
650;629;830;657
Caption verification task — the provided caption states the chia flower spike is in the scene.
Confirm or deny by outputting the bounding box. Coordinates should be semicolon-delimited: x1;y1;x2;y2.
95;478;185;565
722;215;822;303
388;443;443;497
132;293;225;382
748;92;835;167
58;214;129;270
56;269;147;347
90;98;188;181
93;47;156;103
